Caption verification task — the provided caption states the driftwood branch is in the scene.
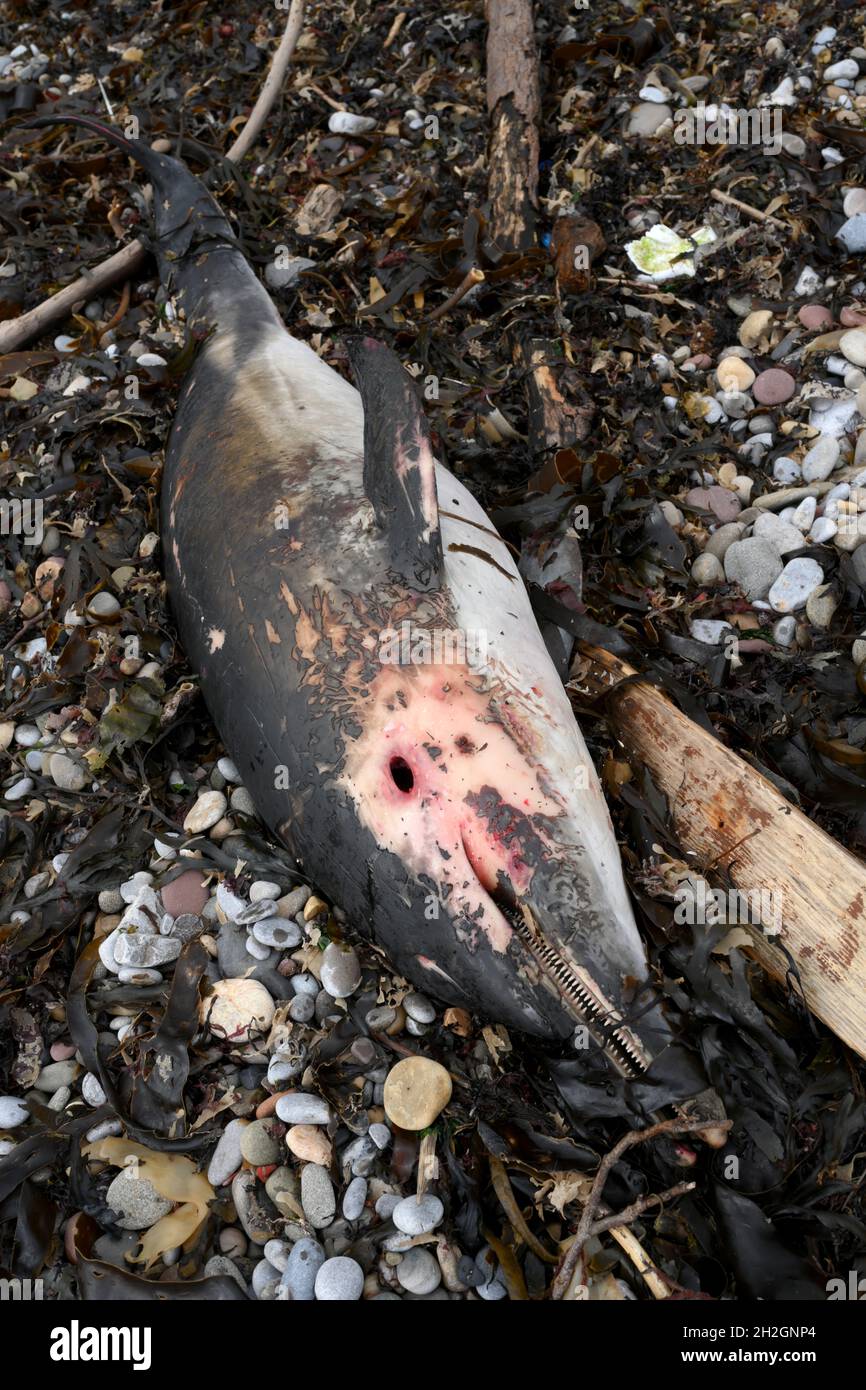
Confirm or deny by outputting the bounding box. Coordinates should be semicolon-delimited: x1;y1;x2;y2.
485;0;540;251
572;643;866;1062
551;1115;726;1300
0;0;305;356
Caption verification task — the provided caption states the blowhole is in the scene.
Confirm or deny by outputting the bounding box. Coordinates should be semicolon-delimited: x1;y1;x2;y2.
389;756;415;793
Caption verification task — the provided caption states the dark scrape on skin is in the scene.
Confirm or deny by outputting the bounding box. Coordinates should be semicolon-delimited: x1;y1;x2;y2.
446;543;515;579
466;785;554;870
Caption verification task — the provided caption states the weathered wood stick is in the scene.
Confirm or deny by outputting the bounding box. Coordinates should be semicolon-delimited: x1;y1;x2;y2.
572;643;866;1061
485;0;540;251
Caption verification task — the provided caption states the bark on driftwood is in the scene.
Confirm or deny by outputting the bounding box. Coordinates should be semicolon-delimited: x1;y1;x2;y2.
572;644;866;1062
485;0;540;252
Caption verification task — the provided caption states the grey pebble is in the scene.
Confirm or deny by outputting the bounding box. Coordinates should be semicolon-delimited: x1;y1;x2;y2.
477;1278;508;1300
98;888;124;913
239;1119;280;1167
403;992;435;1023
81;1072;107;1107
342;1176;368;1221
320;942;361;997
291;972;319;997
263;1238;290;1273
396;1247;441;1295
314;1255;364;1301
207;1116;247;1187
251;917;302;949
282;1236;325;1301
203;1255;247;1293
275;1092;330;1126
35;1060;79;1091
289;993;316;1023
375;1193;401;1219
392;1192;444;1236
252;1257;282;1299
0;1096;29;1128
301;1164;336;1228
106;1168;172;1231
365;1005;396;1031
369;1123;391;1150
113;932;181;969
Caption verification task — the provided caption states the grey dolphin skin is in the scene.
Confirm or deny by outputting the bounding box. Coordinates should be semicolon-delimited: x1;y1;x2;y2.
32;115;697;1089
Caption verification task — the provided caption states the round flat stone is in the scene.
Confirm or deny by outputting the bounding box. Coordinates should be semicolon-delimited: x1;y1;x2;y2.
396;1247;441;1295
752;368;795;405
840;329;866;367
183;789;227;834
106;1167;172;1231
314;1255;364;1301
393;1193;444;1235
383;1057;452;1130
724;538;784;600
160;870;209;917
300;1164;336;1228
798;304;833;331
319;942;361;998
239;1119;281;1167
201;977;275;1042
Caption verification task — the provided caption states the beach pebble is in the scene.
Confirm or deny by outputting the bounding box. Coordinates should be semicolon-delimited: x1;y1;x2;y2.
403;992;436;1024
5;778;34;801
738;309;774;349
105;1167;172;1231
724;538;784;600
289;994;316;1023
113;932;181;968
81;1073;107;1107
393;1193;444;1235
161;870;209;917
753;513;807;554
217;756;241;782
792;496;818;531
798;304;833;331
320;942;361;997
251;917;302;949
840;329;866;367
251;1257;281;1299
802;436;840;481
207;1117;248;1186
0;1096;29;1128
86;591;120;619
810;516;838;543
281;1237;325;1300
250;880;281;902
315;1254;365;1300
691;553;725;585
806;584;838;627
752;368;795;405
690;619;731;645
627;102;672;137
328;111;377;135
837;213;866;254
287;1125;333;1166
342;1176;368;1221
48;752;89;792
201;977;275;1042
383;1056;453;1130
768;557;825;612
301;1164;336;1228
203;1255;247;1292
772;456;802;484
183;790;227;834
826;59;860;82
396;1247;441;1295
35;1059;79;1090
716;357;755;392
240;1119;281;1167
276;1093;331;1125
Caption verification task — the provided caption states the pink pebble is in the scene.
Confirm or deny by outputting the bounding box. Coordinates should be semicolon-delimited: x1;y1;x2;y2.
797;304;833;331
50;1041;77;1061
684;486;741;523
160;868;210;917
752;368;796;405
840;304;866;327
684;353;713;369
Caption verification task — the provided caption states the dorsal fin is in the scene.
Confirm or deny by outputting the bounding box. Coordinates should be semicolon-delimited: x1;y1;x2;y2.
346;337;442;590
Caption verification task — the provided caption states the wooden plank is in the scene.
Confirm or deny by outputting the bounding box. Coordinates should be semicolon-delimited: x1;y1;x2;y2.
572;644;866;1061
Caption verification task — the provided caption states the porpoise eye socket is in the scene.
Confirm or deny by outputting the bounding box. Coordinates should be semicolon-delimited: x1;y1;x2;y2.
389;756;415;793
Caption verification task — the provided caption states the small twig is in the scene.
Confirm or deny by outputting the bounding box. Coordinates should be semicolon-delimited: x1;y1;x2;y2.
304;81;346;113
383;11;407;48
551;1115;731;1300
427;266;485;322
710;188;788;231
588;1181;696;1239
0;0;306;355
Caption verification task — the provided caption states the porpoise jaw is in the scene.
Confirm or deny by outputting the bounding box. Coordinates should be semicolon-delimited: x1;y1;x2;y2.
35;115;676;1066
